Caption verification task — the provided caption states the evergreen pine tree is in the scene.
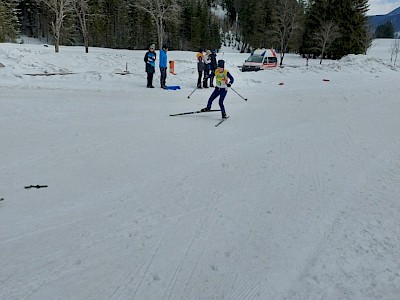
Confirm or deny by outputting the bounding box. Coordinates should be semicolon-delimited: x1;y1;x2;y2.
330;0;369;58
301;0;369;59
88;0;131;49
16;0;41;38
375;21;395;38
0;0;20;42
300;0;330;57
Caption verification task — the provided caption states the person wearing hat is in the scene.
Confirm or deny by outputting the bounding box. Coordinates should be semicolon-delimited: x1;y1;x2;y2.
201;59;234;119
203;50;212;88
144;44;156;88
159;45;168;89
209;49;218;87
196;48;205;89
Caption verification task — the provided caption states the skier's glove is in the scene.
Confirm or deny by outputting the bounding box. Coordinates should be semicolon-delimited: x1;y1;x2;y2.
227;83;231;87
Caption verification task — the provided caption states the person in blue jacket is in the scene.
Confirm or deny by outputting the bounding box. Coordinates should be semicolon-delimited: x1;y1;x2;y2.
144;44;156;88
201;60;234;119
159;45;168;89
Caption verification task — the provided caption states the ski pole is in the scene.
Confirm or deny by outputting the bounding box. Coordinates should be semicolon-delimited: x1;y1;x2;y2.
230;87;248;101
187;86;198;99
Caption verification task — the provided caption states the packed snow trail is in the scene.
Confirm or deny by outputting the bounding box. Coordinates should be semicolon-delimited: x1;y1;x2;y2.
1;40;400;299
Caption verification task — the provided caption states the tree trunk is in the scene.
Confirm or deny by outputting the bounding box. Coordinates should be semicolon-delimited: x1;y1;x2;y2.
157;17;163;49
54;34;60;52
84;32;89;53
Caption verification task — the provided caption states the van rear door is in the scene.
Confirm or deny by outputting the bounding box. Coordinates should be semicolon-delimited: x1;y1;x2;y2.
262;56;278;69
261;49;278;69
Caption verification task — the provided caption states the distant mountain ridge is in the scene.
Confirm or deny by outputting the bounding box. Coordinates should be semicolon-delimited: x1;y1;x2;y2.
387;7;400;16
369;7;400;33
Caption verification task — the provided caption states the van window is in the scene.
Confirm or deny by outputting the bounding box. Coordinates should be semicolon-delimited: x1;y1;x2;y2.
268;57;277;63
246;55;263;63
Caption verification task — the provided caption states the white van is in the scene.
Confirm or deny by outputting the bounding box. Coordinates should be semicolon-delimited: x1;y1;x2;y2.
241;48;278;72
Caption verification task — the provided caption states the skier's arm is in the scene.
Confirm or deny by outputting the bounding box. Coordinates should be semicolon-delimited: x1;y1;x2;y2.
227;72;234;84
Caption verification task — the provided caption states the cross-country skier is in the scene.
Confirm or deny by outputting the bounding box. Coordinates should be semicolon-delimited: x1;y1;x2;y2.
201;59;234;119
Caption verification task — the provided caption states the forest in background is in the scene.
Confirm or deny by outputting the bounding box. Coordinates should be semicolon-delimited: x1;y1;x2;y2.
1;0;374;60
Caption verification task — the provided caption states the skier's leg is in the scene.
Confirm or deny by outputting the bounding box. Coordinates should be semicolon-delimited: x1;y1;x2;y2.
218;89;228;116
206;88;221;109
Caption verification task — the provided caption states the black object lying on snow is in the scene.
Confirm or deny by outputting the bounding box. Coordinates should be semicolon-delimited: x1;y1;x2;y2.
25;185;48;189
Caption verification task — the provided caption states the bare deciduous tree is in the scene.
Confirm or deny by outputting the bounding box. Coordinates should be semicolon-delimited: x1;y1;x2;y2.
40;0;76;52
133;0;181;49
74;0;89;53
272;0;303;66
390;39;400;66
313;20;340;64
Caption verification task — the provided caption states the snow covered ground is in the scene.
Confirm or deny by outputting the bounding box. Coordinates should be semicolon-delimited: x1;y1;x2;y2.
1;39;400;300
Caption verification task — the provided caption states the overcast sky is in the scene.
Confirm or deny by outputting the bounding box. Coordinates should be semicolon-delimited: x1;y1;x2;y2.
368;0;399;15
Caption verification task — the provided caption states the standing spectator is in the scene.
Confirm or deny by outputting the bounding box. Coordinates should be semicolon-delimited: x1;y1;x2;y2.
159;45;168;89
209;49;218;87
201;60;234;119
144;44;156;88
196;48;205;89
203;50;211;88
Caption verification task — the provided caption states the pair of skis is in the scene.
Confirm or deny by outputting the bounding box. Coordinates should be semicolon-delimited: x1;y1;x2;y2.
169;109;229;127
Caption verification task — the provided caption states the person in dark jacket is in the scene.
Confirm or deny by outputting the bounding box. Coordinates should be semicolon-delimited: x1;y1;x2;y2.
203;50;211;88
209;49;217;87
159;45;168;89
144;44;156;88
201;60;234;119
196;48;205;89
